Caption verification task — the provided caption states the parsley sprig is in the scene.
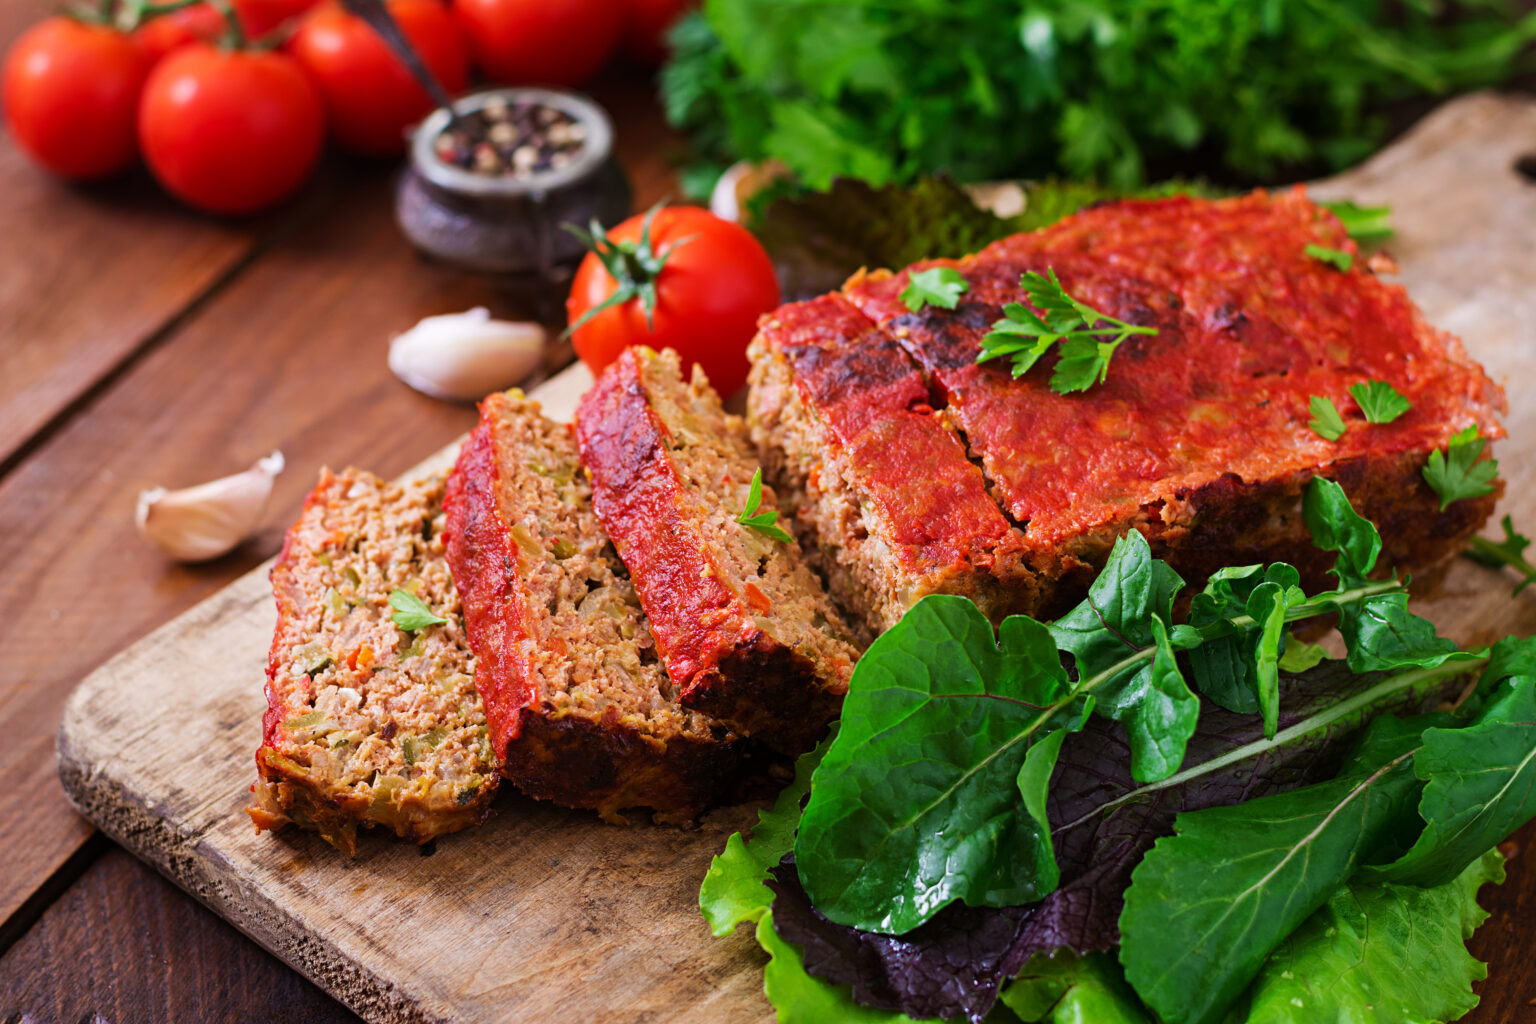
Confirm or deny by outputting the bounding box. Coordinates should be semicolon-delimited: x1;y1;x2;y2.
1467;515;1536;595
1305;243;1354;271
1349;380;1411;424
1423;425;1499;510
1308;395;1347;441
977;269;1157;394
390;589;447;631
900;267;969;311
736;468;793;543
1320;200;1395;246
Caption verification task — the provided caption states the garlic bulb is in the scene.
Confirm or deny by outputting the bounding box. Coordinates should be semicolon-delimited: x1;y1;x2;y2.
709;159;792;223
136;451;285;562
388;308;545;402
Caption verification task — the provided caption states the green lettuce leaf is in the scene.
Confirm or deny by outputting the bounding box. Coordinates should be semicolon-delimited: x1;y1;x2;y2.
701;733;833;936
794;596;1073;934
1367;643;1536;887
1237;848;1505;1024
1118;715;1426;1024
756;911;933;1024
1000;950;1152;1024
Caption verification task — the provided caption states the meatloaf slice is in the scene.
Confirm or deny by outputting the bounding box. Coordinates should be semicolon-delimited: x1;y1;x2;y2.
574;346;862;753
747;294;1037;634
841;187;1506;614
444;389;744;822
250;469;496;854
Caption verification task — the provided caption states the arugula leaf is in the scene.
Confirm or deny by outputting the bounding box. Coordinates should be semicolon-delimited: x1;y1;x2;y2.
1241;848;1503;1024
388;589;446;631
977;269;1158;394
1423;424;1499;510
1348;379;1411;424
1307;395;1346;441
1304;243;1353;271
700;733;832;937
1118;716;1426;1024
1466;514;1536;595
1319;200;1395;246
1368;652;1536;887
736;467;794;543
794;596;1074;934
1050;532;1197;781
999;951;1150;1024
1275;635;1329;673
900;267;970;311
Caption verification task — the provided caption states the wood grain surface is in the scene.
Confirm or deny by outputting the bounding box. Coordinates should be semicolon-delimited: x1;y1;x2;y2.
45;92;1536;1024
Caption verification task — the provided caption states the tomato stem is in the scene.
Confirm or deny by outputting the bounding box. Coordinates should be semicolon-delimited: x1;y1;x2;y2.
561;203;694;338
207;0;246;48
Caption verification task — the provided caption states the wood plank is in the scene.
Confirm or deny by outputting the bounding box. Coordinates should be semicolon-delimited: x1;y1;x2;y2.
50;91;1536;1023
0;846;362;1024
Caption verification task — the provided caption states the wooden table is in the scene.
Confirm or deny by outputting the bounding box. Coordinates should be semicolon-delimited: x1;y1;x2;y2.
0;0;1533;1015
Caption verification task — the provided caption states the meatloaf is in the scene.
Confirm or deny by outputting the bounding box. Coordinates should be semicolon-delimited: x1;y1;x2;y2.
250;469;496;854
575;347;862;753
444;389;745;822
752;187;1506;629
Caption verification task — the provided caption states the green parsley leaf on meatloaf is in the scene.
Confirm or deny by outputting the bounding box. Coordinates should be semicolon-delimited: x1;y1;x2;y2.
1349;379;1411;424
899;267;970;312
736;468;794;543
1305;243;1354;271
389;588;447;631
1423;425;1499;510
1308;395;1347;441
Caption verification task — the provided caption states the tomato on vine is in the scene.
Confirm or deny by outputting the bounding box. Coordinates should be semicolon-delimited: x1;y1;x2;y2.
565;205;780;396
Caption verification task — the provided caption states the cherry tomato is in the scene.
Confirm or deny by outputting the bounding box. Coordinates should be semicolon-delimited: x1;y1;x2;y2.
290;0;468;156
451;0;620;87
620;0;692;66
567;206;780;396
2;18;153;180
135;0;320;61
138;44;323;214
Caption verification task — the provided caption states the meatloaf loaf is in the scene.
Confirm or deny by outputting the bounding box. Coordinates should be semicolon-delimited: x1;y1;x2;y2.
575;347;862;753
250;469;496;854
444;389;745;822
751;187;1506;630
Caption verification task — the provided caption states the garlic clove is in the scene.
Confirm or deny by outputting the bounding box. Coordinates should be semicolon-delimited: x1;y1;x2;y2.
388;307;545;402
136;451;285;563
709;159;793;223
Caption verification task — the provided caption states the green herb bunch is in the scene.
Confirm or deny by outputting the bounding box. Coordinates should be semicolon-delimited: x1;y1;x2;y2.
663;0;1536;191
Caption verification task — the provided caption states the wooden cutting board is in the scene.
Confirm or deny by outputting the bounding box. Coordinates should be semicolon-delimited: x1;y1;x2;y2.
57;92;1536;1024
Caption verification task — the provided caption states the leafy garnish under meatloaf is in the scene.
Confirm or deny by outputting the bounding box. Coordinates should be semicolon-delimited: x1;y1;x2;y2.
751;187;1506;631
444;390;745;823
576;347;863;754
250;469;495;854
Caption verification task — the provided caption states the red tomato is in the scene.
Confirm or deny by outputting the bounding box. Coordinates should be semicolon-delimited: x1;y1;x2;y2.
2;18;153;180
138;44;324;214
567;206;780;396
290;0;468;156
135;0;320;61
452;0;620;87
620;0;693;66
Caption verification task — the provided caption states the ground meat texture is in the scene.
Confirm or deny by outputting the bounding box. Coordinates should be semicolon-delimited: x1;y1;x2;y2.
250;469;496;855
747;295;1038;634
444;390;744;822
753;187;1504;630
575;348;864;754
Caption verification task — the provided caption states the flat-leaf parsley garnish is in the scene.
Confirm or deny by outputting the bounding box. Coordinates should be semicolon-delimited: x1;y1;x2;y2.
1349;379;1411;424
1305;243;1354;271
1423;425;1499;509
1320;200;1395;246
736;468;793;543
977;268;1157;394
1466;515;1536;595
1308;395;1347;441
899;267;969;311
390;588;447;631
